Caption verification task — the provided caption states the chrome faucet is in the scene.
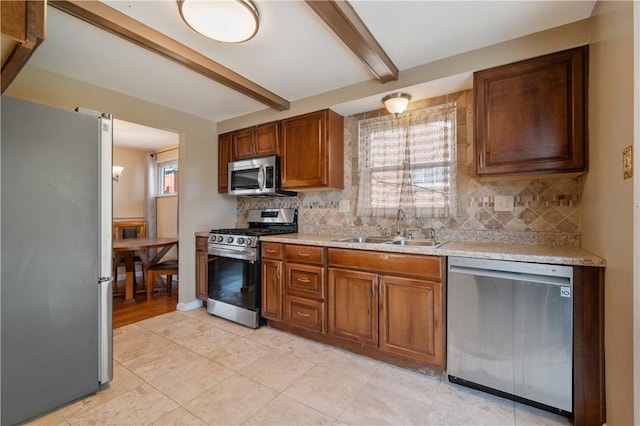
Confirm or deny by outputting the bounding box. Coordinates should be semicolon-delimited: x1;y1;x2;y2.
396;208;406;238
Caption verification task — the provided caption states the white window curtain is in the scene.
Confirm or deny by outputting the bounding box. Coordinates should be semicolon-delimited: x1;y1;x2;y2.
357;102;457;218
145;152;157;239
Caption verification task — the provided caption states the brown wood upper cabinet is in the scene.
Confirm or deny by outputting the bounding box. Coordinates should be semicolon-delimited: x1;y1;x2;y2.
280;109;344;190
474;46;588;177
233;122;279;160
217;132;233;193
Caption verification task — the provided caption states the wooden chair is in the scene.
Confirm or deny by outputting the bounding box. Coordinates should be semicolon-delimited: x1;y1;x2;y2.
113;220;147;293
146;259;179;301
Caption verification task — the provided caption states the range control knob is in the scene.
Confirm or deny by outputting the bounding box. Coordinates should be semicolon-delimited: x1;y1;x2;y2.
237;237;245;245
217;235;223;242
227;236;234;243
245;237;252;246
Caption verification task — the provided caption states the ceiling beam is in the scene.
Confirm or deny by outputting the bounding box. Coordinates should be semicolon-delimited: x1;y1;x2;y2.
305;0;398;83
1;0;46;93
49;0;290;111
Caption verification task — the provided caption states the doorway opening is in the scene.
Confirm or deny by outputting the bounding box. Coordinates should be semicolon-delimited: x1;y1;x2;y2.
111;119;180;327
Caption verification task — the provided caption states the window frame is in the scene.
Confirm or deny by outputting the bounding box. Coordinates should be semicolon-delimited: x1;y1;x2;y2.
157;160;178;197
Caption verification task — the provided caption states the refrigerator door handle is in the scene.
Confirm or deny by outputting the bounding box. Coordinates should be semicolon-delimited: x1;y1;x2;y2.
98;279;113;384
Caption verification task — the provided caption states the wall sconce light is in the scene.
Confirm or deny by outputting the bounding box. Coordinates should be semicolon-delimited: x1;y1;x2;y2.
382;92;412;116
112;166;124;182
178;0;259;43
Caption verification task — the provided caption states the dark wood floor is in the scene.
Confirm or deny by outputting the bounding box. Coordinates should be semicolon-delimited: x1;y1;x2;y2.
112;276;178;329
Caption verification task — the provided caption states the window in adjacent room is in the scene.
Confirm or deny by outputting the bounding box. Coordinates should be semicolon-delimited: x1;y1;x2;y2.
158;160;178;195
357;102;457;218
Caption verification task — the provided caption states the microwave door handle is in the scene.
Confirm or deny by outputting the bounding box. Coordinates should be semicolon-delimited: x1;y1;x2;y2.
258;166;265;189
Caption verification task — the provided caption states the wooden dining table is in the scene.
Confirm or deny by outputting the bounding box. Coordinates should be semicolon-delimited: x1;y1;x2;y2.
113;237;179;303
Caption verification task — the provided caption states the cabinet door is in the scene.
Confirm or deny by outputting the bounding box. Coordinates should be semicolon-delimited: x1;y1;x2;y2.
328;268;378;346
217;133;233;193
254;122;279;157
195;237;209;300
379;275;443;366
280;109;343;190
232;128;255;160
261;259;283;321
474;46;587;177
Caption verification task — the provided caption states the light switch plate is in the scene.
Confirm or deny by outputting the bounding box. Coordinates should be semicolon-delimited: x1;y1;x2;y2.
339;200;351;213
494;195;514;212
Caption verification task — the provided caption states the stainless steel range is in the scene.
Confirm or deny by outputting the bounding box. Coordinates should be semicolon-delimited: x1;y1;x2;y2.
207;208;297;328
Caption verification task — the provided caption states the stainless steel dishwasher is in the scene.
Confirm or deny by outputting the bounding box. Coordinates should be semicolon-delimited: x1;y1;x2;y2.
447;256;573;415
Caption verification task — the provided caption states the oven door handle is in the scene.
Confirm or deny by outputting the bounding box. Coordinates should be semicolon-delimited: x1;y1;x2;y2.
208;246;257;262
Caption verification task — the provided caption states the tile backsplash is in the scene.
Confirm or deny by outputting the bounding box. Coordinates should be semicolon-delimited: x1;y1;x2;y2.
237;90;582;247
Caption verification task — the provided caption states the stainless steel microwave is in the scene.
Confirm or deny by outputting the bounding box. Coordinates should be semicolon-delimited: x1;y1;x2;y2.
228;155;297;197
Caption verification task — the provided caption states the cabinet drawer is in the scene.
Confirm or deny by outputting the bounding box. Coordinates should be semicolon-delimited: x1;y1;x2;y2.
196;235;208;251
286;263;325;300
285;295;325;333
262;242;283;259
284;244;325;264
328;248;442;281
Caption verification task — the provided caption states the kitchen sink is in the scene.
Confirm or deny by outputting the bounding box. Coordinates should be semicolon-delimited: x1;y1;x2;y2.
334;236;390;244
385;239;445;248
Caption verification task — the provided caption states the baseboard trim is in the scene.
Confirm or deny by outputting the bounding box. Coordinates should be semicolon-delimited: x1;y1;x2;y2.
177;299;203;311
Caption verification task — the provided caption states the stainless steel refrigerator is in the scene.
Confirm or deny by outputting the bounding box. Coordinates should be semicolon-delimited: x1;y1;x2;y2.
1;96;113;425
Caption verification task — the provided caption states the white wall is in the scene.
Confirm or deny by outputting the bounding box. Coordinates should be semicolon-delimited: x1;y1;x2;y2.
157;195;178;260
113;145;146;219
4;65;237;309
582;1;636;424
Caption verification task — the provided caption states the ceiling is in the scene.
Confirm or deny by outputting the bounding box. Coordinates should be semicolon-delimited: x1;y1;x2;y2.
25;1;595;147
113;119;179;150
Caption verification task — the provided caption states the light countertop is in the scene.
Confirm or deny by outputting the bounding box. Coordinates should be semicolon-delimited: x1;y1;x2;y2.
259;233;606;267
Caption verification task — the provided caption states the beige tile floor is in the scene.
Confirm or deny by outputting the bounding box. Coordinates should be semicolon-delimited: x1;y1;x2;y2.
27;308;571;425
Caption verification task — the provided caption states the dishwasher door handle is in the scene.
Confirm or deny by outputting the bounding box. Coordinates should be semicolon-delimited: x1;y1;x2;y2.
448;265;571;287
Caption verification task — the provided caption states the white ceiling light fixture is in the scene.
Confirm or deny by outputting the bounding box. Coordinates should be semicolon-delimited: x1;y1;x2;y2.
178;0;259;43
382;92;411;116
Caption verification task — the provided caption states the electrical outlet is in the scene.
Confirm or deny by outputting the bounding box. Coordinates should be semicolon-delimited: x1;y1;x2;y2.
494;195;514;212
339;200;351;212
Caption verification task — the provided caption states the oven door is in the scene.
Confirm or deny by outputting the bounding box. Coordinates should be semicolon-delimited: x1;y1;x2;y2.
207;251;262;328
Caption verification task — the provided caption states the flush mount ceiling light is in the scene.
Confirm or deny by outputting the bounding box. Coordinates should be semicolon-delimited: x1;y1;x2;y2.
178;0;259;43
382;92;412;116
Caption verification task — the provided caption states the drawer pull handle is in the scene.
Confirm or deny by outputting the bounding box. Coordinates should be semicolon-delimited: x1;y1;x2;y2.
297;311;311;317
265;249;278;254
297;252;311;257
297;278;311;283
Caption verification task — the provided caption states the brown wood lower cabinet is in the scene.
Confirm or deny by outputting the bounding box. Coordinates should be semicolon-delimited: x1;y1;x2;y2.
328;268;378;347
195;235;208;300
261;243;446;372
262;258;283;321
379;275;443;365
327;249;445;369
261;242;284;321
